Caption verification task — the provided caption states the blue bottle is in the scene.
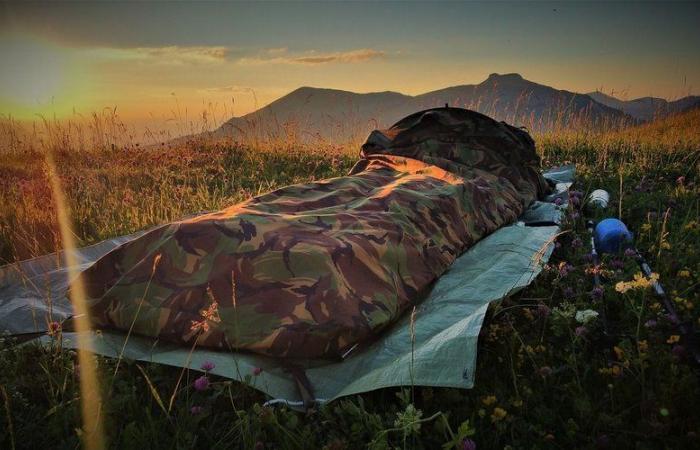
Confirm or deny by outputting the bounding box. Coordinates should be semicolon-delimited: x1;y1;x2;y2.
594;218;633;254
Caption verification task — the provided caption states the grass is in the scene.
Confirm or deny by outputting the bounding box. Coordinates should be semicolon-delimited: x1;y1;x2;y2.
0;108;699;449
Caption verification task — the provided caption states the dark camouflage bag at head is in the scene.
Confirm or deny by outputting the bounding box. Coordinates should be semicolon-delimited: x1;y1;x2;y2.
358;107;550;206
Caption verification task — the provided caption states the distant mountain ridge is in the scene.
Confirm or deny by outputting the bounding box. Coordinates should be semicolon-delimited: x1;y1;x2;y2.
212;74;640;143
587;91;700;121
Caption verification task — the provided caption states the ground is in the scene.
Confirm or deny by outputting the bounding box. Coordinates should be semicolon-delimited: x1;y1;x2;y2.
0;110;699;449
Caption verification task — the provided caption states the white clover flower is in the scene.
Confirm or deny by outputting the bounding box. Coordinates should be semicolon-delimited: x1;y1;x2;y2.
575;309;599;324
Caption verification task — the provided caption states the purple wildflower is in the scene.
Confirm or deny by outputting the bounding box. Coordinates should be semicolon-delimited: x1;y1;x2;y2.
190;405;203;415
253;367;263;376
624;248;636;258
47;321;62;336
664;313;680;325
570;196;581;207
575;326;588;337
537;304;551;318
590;286;604;300
644;319;657;329
554;197;563;206
461;438;477;450
569;190;583;199
569;211;580;221
672;344;685;359
563;287;575;298
193;375;210;391
677;176;685;185
571;237;583;249
611;259;624;270
559;263;574;277
200;361;216;372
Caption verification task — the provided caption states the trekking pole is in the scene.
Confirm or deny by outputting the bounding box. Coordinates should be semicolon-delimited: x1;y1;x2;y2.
630;249;700;366
586;219;610;336
584;190;611;336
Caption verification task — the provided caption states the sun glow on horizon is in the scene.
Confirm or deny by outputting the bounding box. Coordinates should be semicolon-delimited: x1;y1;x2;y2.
0;34;96;119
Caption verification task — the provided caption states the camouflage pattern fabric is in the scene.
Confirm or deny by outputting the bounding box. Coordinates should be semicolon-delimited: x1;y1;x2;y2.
73;108;550;359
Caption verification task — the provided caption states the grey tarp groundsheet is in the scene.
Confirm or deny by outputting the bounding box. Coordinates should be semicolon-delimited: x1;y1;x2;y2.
0;165;574;407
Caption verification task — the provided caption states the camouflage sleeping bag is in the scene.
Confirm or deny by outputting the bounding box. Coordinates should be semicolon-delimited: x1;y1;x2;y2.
73;107;550;360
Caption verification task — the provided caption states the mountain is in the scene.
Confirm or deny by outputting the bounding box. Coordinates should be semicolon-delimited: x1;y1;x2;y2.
214;73;634;143
587;91;700;121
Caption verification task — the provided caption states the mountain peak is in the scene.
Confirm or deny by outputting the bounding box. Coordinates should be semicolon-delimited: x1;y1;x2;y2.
485;73;524;83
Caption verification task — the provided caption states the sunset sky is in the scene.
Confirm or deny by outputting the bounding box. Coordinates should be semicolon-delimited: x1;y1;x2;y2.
1;1;699;134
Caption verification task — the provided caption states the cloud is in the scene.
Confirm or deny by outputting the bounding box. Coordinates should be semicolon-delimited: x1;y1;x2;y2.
89;45;233;65
238;48;386;65
198;85;254;94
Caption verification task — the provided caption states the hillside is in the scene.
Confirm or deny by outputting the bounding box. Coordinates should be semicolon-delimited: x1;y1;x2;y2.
215;73;633;143
588;91;700;121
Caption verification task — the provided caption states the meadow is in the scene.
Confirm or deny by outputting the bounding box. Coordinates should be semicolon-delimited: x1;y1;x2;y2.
0;108;699;449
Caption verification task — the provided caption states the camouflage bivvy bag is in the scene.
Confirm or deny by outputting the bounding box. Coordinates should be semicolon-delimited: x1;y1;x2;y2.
72;107;550;360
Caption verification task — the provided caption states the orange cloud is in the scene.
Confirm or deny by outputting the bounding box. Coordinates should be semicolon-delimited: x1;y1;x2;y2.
238;48;386;65
90;45;233;65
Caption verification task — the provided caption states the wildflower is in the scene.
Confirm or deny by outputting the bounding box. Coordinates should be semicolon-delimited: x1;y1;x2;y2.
624;248;637;258
610;259;624;270
193;375;210;391
571;237;583;249
482;395;497;406
190;405;203;415
667;335;680;344
490;407;507;423
644;319;657;329
461;438;477;450
575;309;599;324
677;176;685;185
615;272;658;293
47;321;62;336
253;367;263;376
641;223;652;233
558;262;574;277
569;190;583;199
563;287;575;298
200;361;216;372
537;304;551;318
538;366;552;377
672;344;685;358
613;346;625;360
575;326;588;337
678;270;690;278
569;211;580;221
554;197;563;206
590;286;604;300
